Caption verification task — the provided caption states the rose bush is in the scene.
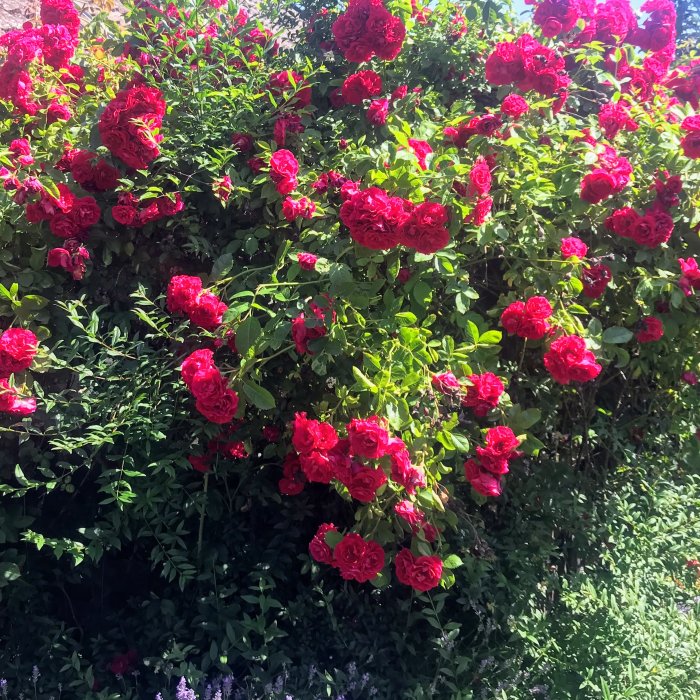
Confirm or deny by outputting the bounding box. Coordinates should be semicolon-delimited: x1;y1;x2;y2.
0;0;699;696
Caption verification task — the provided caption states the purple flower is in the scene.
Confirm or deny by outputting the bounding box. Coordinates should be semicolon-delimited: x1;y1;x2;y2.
176;678;196;700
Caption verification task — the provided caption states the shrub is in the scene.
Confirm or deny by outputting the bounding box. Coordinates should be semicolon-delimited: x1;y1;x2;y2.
0;0;699;697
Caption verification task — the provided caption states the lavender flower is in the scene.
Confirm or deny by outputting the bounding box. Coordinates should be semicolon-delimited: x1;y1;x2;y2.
204;684;213;700
213;692;222;700
32;666;40;685
222;675;233;699
176;677;197;700
1;679;7;698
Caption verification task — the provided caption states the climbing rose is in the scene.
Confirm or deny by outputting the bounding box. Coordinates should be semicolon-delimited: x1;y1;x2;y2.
582;263;612;299
309;523;338;564
407;139;432;170
394;549;443;592
0;328;38;377
500;296;553;340
166;275;202;314
560;237;587;259
462;373;505;417
332;0;406;63
636;316;664;343
0;379;36;416
292;412;338;454
468;156;492;197
269;149;299;195
345;463;388;502
544;334;602;385
282;196;315;221
342;70;383;104
431;372;460;394
366;98;389;126
476;426;521;474
679;258;700;295
279;453;306;495
533;0;582;37
333;533;385;583
347;416;389;459
297;252;318;270
501;93;529;117
398;201;451;254
339;187;411;250
464;458;502;497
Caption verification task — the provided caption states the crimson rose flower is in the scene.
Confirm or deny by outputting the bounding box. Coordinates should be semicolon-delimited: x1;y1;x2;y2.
309;523;337;564
342;70;383;105
560;237;588;259
347;416;389;459
543;334;602;385
0;328;38;377
462;373;505;417
333;533;385;583
636;316;664;343
398;201;450;254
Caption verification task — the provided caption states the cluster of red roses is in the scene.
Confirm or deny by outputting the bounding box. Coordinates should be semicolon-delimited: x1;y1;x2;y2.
339;186;450;254
500;296;604;385
331;0;406;63
0;328;39;417
604;172;681;250
68;150;121;193
309;523;444;591
167;275;228;332
285;413;425;495
111;191;184;228
431;371;505;418
180;349;239;424
485;33;571;98
0;0;79;117
464;427;522;497
98;85;166;170
580;145;632;204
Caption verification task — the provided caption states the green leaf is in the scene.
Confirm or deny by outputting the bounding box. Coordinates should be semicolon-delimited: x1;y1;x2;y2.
210;253;233;281
602;326;633;344
236;317;262;355
242;380;275;410
412;281;432;308
352;366;378;392
442;555;463;569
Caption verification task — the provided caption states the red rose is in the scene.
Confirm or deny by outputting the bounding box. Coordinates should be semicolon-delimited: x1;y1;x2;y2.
345;463;387;502
394;548;416;586
187;292;227;331
292;412;339;454
180;349;215;388
606;207;640;238
468;156;492;197
347;416;389;459
188;455;211;473
0;328;38;377
389;440;426;493
366;98;389;126
533;0;581;37
681;132;700;159
231;132;254;153
297;252;318;270
461;373;505;417
49;213;82;239
342;70;383;105
166;275;202;314
394;500;425;527
398;201;450;254
282;196;315;221
309;523;337;564
464;458;502;497
582;263;612;298
431;372;460;395
195;386;239;424
267;70;311;109
560;236;588;259
630;210;673;248
407;139;432;170
409;554;443;592
339;187;411;250
500;296;552;340
544;334;602;385
69;196;101;229
112;204;138;226
636;316;664;343
465;196;493;226
333;533;385;583
485;41;526;85
299;450;335;483
501;93;529;118
580;170;616;204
